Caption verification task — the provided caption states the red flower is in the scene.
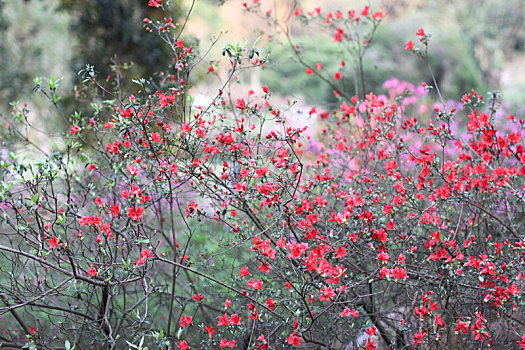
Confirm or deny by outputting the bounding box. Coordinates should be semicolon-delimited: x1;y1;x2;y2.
236;98;246;110
120;108;134;118
416;27;426;37
87;264;97;276
126;164;139;176
405;40;415;50
218;313;230;326
254;166;268;179
413;329;426;346
220;339;237;348
435;314;445;328
305;67;314;75
372;11;383;20
205;325;216;338
516;334;525;349
365;337;376;350
186;201;199;217
229;314;241;325
286;332;302;346
366;326;377;336
134;248;152;267
109;203;121;217
180;122;192;136
240;266;251;278
319;286;335;302
127;206;144;221
340;307;359;317
148;0;161;7
47;235;60;250
455;319;469;333
178;340;189;350
340;307;351;317
286;242;309;258
377;251;390;262
70;125;81;135
333;72;343;81
180;315;192;328
391;267;408;279
247;278;263;290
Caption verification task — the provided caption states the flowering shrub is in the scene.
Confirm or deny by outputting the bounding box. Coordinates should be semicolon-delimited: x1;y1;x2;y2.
0;1;525;350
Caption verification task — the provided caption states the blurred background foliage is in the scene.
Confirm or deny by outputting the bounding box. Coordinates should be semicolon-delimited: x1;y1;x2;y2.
1;0;525;119
261;17;486;104
260;0;525;104
57;0;180;86
0;0;73;105
0;0;180;119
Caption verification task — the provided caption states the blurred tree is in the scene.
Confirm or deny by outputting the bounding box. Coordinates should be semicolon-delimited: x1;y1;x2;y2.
58;0;181;85
395;0;525;89
0;0;73;108
260;0;525;105
0;1;38;103
261;23;485;105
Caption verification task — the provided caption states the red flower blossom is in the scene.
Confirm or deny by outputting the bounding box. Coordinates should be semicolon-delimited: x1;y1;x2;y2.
218;313;230;326
178;340;189;350
205;325;216;338
87;264;97;276
180;315;192;328
455;319;469;333
219;339;236;348
365;337;376;350
247;278;263;290
109;203;121;217
286;242;309;258
319;286;335;302
127;206;144;221
229;313;241;325
265;298;276;310
47;235;60;250
286;332;302;346
236;98;246;110
240;266;251;278
372;11;383;20
391;266;408;279
70;125;81;135
148;0;161;7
